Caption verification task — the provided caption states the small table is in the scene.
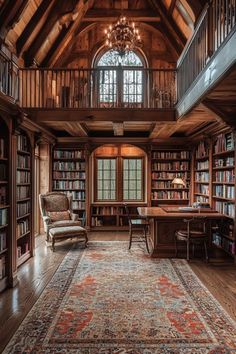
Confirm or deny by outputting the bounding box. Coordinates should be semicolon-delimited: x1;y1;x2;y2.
49;225;88;251
138;207;225;257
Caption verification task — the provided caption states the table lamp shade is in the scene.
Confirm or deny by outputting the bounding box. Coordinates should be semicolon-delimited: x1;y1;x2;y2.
171;177;186;187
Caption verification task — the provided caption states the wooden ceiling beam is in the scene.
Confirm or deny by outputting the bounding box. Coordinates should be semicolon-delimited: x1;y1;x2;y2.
16;0;58;56
169;0;177;15
83;9;161;22
49;0;93;67
23;0;79;67
0;0;28;42
148;22;180;58
202;100;236;128
147;0;186;50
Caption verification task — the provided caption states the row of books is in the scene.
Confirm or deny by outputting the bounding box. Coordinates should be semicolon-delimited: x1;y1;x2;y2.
152;162;189;171
64;191;85;200
17;171;30;184
195;141;209;159
53;162;86;171
196;184;209;195
195;195;209;203
0;255;6;280
17;242;29;259
53;180;85;190
152;151;189;159
196;160;209;170
212;233;235;255
54;150;85;159
17;219;30;238
214;132;234;154
72;201;85;210
92;206;119;215
195;172;209;182
91;217;104;227
214;157;234;168
0;138;5;159
17;186;30;200
0;209;7;226
0;186;7;205
0;164;7;180
215;201;235;218
152;172;189;180
53;171;85;179
17;134;29;152
17;201;30;218
214;185;235;199
17;155;30;169
0;231;6;251
152;181;188;189
152;191;189;200
214;170;235;183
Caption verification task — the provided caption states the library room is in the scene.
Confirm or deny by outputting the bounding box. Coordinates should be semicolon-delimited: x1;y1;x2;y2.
0;0;236;352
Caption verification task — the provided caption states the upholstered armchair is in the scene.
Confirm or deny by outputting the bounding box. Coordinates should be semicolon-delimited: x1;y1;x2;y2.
39;192;83;241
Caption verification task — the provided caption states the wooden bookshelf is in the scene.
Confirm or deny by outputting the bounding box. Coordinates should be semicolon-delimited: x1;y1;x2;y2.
16;131;32;267
193;140;211;205
151;148;190;205
0;117;9;292
52;146;86;224
211;131;235;258
91;203;143;230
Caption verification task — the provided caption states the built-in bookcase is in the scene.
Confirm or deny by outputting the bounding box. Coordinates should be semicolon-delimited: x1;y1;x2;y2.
0;118;9;291
211;132;235;257
52;147;86;223
151;148;190;205
16;131;32;267
91;204;140;230
194;140;211;205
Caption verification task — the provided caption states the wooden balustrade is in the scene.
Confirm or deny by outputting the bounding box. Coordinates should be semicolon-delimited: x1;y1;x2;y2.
19;67;176;109
0;51;19;101
177;0;236;99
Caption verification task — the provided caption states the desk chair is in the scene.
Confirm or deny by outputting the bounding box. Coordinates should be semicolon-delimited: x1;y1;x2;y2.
175;217;208;261
124;204;150;253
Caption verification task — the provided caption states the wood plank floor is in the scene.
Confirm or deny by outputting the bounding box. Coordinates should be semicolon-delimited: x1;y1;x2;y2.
0;232;235;352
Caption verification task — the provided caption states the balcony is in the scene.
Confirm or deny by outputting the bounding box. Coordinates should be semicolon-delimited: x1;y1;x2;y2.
18;67;176;110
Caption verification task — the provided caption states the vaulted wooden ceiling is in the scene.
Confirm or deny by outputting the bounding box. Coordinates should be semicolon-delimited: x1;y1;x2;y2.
1;0;218;140
0;0;206;68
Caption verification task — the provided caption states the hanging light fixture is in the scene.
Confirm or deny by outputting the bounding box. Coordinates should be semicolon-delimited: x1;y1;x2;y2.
104;16;141;56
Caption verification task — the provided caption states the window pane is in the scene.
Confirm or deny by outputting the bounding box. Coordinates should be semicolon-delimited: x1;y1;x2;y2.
97;159;116;200
123;158;143;201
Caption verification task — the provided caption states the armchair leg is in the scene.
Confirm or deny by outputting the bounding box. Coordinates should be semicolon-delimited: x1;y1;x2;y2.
84;233;88;248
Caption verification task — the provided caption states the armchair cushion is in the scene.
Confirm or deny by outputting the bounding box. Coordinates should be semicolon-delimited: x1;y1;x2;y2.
48;211;70;222
52;220;81;228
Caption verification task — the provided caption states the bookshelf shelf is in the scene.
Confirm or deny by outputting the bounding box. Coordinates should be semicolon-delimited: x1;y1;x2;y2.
52;146;87;223
0;117;9;290
213;150;235;157
151;148;190;205
193;140;210;205
16;131;33;268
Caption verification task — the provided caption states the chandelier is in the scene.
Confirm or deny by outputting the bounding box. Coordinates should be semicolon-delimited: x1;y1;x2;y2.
104;16;141;56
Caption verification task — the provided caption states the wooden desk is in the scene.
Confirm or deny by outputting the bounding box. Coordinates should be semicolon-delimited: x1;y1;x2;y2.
138;207;225;257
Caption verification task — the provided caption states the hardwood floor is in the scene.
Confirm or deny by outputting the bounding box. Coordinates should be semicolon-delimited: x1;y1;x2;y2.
0;232;235;353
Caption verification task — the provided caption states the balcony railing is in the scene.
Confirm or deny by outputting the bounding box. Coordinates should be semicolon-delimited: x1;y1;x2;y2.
0;51;19;101
19;67;176;109
177;0;236;99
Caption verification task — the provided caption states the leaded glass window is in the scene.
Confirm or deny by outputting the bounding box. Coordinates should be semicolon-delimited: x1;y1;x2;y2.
96;50;143;105
97;159;116;200
123;158;143;200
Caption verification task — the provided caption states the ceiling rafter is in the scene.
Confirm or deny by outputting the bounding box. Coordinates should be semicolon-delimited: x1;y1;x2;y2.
0;0;28;43
147;0;186;50
82;9;161;22
23;0;79;67
16;0;58;56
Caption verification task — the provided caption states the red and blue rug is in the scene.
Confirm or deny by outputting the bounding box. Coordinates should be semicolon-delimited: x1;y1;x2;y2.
4;242;236;353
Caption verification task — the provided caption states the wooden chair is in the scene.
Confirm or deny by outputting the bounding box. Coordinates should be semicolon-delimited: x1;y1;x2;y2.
175;217;208;261
124;204;150;253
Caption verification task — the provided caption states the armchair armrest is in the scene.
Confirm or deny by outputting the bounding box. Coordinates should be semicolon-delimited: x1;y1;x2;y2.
43;216;51;225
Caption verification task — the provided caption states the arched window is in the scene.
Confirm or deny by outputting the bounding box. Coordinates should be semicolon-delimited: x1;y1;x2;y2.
95;50;145;107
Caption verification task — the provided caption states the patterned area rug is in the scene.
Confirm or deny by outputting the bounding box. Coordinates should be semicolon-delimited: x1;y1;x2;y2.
4;242;236;353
